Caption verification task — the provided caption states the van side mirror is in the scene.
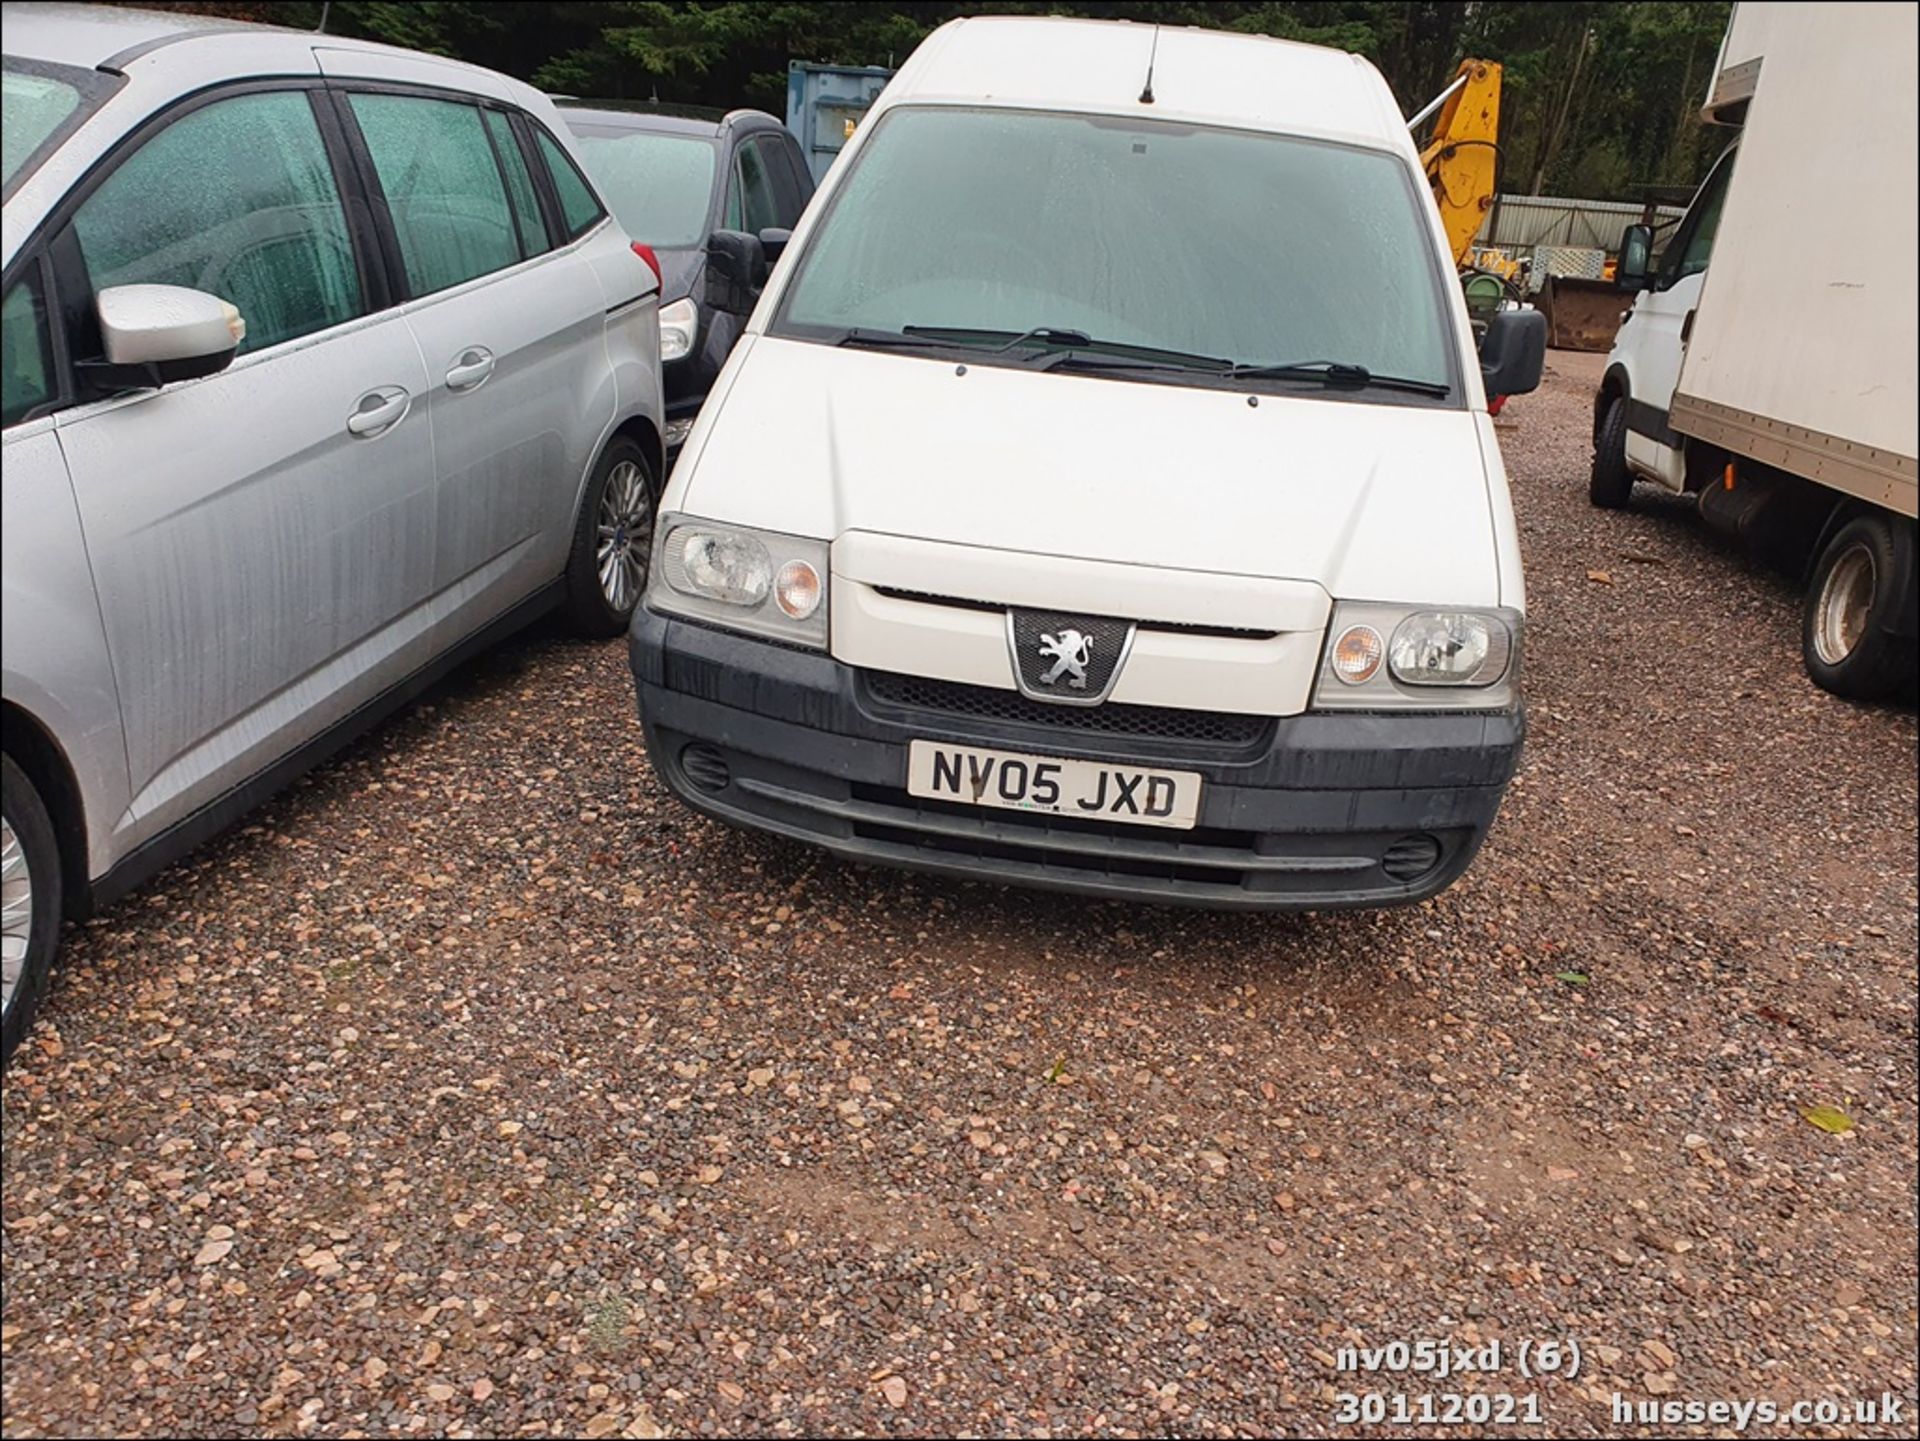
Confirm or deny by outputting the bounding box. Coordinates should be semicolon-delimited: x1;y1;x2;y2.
1617;224;1653;290
80;284;243;393
757;227;792;265
705;229;767;315
1478;306;1546;398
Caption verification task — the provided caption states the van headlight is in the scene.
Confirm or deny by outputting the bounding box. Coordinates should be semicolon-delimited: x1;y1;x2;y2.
649;514;829;648
659;296;699;362
1312;602;1520;710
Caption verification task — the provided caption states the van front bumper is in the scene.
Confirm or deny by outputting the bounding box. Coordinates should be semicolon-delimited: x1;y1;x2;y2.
628;608;1523;910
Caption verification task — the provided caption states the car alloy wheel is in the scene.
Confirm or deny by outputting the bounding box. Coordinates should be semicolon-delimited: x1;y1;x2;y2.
596;459;655;613
1;814;30;1022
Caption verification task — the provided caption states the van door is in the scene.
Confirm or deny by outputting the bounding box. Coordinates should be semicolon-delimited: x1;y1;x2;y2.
1624;147;1736;490
343;89;614;646
50;85;437;846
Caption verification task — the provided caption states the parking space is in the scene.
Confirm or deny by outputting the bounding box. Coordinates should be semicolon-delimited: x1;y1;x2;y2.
2;354;1914;1435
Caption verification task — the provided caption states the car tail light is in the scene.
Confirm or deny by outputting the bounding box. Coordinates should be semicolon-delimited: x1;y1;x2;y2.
631;242;662;289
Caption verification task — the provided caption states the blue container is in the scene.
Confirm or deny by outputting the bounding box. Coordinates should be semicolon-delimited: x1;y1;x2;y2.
786;61;894;184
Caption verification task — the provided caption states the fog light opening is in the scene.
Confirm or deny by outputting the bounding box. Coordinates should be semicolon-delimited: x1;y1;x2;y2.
680;743;731;794
1381;832;1442;882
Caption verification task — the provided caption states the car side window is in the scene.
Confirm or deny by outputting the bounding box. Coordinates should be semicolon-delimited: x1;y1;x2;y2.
755;136;803;227
775;137;814;223
351;92;528;297
69;90;361;354
485;109;551;258
734;138;781;234
534;127;605;240
1;268;55;427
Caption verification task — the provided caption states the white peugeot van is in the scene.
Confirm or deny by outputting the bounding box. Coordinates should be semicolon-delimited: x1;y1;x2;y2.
629;17;1544;909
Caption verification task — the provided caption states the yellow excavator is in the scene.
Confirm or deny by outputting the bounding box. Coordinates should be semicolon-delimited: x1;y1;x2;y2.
1413;59;1523;314
1417;59;1503;265
1413;59;1532;406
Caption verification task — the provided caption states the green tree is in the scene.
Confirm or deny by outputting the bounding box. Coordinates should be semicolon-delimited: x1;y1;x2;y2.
129;1;1735;198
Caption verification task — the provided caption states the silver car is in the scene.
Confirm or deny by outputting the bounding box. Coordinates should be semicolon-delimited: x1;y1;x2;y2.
1;4;666;1064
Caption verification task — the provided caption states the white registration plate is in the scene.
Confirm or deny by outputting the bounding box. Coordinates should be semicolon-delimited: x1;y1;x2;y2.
906;740;1202;830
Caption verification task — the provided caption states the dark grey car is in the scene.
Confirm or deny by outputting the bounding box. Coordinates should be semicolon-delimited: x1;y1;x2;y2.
559;104;813;454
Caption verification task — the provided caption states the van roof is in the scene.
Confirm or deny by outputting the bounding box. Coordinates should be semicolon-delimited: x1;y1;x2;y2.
880;15;1408;152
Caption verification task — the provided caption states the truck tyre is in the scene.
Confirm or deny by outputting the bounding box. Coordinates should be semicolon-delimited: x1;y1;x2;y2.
564;437;657;638
1802;514;1912;700
3;754;64;1071
1589;397;1634;509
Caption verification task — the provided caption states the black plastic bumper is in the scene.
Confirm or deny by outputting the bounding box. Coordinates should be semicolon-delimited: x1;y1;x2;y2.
629;607;1524;910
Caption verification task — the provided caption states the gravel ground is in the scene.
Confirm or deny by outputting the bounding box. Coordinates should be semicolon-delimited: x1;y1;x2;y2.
4;350;1916;1439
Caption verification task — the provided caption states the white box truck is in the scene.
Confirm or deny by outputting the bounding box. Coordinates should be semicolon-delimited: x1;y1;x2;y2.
1591;1;1917;699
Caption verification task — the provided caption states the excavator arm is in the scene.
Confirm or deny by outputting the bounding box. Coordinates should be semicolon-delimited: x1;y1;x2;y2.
1417;59;1503;270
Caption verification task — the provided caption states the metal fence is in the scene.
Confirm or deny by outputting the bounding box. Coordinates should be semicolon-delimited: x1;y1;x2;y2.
1474;194;1687;261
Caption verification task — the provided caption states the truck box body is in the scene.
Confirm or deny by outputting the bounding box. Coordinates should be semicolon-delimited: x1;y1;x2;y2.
1671;2;1918;518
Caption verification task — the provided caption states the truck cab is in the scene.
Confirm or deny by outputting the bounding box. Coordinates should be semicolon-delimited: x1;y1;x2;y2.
1593;144;1735;495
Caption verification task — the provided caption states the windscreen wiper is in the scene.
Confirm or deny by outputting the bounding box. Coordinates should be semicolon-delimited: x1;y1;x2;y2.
832;327;946;351
1032;339;1236;374
1226;360;1451;397
833;325;1226;374
831;325;1092;357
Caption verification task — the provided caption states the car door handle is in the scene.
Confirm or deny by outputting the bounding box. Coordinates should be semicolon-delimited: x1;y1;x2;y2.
446;347;495;392
347;386;411;438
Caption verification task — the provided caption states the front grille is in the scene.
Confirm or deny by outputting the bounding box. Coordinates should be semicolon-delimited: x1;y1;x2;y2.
872;588;1278;640
863;671;1273;747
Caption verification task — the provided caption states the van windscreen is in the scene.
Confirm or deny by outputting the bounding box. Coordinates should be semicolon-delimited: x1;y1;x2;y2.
774;106;1455;393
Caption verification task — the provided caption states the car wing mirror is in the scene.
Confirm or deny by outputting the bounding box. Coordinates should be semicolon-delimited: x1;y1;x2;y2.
705;229;767;316
80;284;244;393
757;227;793;265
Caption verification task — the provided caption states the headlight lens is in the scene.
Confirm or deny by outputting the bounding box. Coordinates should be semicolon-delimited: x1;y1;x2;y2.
675;528;770;605
659;296;698;363
650;515;829;648
1313;602;1520;710
1388;611;1501;686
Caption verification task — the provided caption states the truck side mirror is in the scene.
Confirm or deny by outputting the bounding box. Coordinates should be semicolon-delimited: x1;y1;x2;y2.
705;229;767;315
1478;306;1546;398
1617;224;1653;290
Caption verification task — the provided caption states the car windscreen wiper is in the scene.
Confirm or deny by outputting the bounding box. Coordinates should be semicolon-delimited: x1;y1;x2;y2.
832;325;1231;374
832;327;951;351
1226;360;1451;397
830;326;1092;361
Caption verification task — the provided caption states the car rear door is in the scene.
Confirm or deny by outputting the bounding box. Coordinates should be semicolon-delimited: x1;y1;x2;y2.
46;82;438;848
339;82;617;646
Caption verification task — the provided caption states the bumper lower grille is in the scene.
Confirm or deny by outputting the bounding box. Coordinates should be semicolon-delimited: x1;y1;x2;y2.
862;671;1273;747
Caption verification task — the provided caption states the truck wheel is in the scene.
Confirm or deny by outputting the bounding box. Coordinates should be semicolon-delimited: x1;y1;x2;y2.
1802;515;1912;700
564;437;657;638
3;754;64;1071
1589;397;1634;509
